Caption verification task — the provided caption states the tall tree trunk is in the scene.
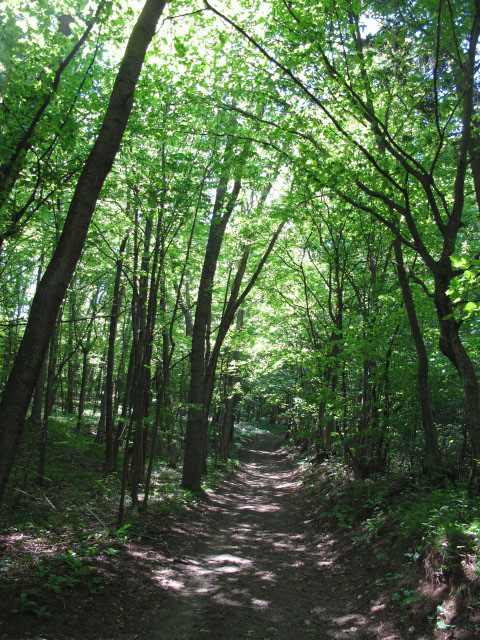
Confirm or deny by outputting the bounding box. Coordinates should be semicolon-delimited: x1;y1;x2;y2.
38;319;59;482
200;224;284;469
65;326;76;414
114;340;135;465
143;266;170;508
129;213;154;506
434;266;480;482
95;377;107;444
105;235;127;471
220;310;244;461
318;324;342;451
0;0;168;500
221;390;240;461
182;215;283;491
394;238;440;469
30;354;47;426
181;166;242;492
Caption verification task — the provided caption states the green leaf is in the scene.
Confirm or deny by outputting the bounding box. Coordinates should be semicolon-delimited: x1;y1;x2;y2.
463;302;478;313
451;255;468;268
436;620;450;629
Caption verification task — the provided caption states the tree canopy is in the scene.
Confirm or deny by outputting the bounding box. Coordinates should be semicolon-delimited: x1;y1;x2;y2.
0;0;479;503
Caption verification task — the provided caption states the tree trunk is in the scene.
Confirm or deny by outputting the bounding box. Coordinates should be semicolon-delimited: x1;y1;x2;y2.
114;340;135;465
143;268;170;507
0;0;168;500
30;354;47;426
181;170;242;492
197;224;284;478
129;213;153;506
38;321;59;482
221;391;240;461
76;348;89;433
95;379;107;444
434;267;480;480
394;238;441;469
220;311;244;461
105;235;127;471
65;329;76;415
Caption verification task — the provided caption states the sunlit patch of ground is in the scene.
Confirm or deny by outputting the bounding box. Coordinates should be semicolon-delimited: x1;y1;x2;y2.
117;433;410;640
1;432;454;639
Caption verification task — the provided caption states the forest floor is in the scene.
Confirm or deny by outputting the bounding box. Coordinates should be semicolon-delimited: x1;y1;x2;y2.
1;432;476;639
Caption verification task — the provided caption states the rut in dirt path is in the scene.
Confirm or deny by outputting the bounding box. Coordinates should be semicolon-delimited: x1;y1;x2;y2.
154;433;398;640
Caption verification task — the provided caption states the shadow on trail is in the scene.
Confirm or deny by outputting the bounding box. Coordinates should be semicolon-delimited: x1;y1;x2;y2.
149;433;399;640
0;433;411;640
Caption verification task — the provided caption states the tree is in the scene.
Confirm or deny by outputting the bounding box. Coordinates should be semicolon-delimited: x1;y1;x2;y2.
0;0;168;500
205;0;480;482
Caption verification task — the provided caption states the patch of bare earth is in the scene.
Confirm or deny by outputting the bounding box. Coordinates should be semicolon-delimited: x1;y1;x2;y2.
0;433;465;639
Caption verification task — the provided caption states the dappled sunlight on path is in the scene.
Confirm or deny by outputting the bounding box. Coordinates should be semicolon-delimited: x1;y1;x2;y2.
150;434;399;640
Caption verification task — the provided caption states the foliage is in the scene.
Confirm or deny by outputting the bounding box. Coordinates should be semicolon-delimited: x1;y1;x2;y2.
0;0;479;631
305;460;480;587
11;592;50;618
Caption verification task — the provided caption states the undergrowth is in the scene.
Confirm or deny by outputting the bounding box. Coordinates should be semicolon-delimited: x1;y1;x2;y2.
235;420;288;438
0;413;246;621
302;458;480;633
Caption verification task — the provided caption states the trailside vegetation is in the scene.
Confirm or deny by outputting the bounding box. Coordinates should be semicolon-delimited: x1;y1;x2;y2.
0;0;479;634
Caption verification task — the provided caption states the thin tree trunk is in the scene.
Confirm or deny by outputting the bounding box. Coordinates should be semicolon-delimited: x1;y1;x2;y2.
38;319;59;482
394;238;441;469
220;310;244;461
143;266;170;507
65;327;76;414
199;224;285;472
95;379;107;444
181;162;242;491
105;234;127;471
76;348;89;433
30;354;47;426
221;391;240;461
434;268;480;484
129;213;153;506
0;0;168;500
114;340;135;465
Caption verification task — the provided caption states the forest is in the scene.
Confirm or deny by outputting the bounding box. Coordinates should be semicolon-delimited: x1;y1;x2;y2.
0;0;480;638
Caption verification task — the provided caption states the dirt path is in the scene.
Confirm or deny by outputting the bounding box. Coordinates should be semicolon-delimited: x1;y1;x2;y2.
3;433;415;640
142;433;400;640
